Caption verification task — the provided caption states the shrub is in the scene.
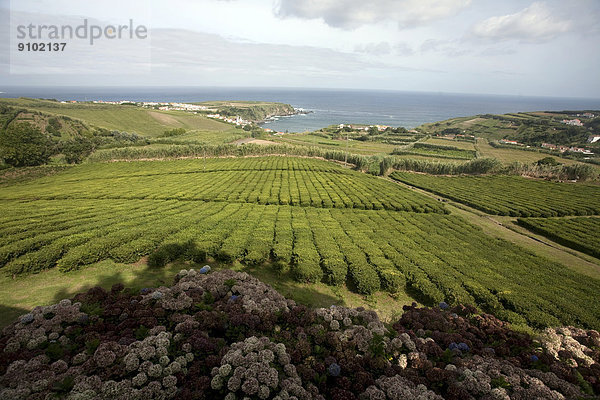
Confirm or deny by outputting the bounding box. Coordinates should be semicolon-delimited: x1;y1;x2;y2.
0;122;53;167
348;261;380;295
148;248;170;268
561;164;597;181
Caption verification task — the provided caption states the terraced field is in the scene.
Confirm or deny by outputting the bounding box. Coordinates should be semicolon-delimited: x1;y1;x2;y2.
391;172;600;217
517;217;600;259
393;143;477;160
1;157;600;330
0;157;445;212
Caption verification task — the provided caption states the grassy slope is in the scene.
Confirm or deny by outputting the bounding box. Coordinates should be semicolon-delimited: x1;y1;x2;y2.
419;115;517;141
8;111;94;140
389;178;600;280
154;128;249;145
423;137;477;151
475;138;582;165
0;98;233;137
419;112;599;166
272;133;398;155
2;157;600;331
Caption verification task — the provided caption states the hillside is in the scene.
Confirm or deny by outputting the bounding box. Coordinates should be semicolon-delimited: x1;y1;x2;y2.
1;156;599;333
0;269;598;399
0;98;234;137
198;101;297;122
418;111;600;147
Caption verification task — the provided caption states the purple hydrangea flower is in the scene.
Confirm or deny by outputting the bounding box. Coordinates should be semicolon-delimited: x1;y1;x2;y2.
199;265;211;274
458;342;469;352
228;295;239;303
151;291;164;300
448;342;459;351
328;363;341;377
439;302;449;310
530;355;539;362
20;314;34;324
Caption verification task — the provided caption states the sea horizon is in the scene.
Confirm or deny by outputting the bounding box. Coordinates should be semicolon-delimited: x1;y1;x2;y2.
2;86;599;132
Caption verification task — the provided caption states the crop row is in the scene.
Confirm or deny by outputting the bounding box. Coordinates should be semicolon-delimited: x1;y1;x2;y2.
391;172;600;217
517;217;600;259
52;156;347;182
1;158;446;213
392;142;477;160
1;199;599;329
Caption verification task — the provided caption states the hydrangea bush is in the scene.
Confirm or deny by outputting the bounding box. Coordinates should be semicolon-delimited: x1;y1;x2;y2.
1;269;598;399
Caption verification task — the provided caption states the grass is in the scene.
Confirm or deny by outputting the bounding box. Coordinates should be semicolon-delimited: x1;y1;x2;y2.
0;258;178;328
419;116;517;141
0;165;71;186
391;172;600;217
272;133;397;155
452;207;600;280
390;178;600;280
476;139;581;165
0;98;232;137
0;258;416;329
153;128;249;145
424;137;477;151
2;157;600;330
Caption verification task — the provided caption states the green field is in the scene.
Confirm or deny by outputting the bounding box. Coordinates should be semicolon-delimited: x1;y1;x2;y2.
420;115;517;140
517;217;600;259
393;142;477;160
1;157;600;330
424;137;477;150
476;139;583;165
0;98;235;137
0;157;445;212
391;172;600;217
2;99;600;333
273;133;398;155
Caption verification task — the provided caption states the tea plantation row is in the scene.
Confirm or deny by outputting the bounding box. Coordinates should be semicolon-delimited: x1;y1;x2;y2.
517;217;600;259
390;172;600;217
1;198;599;330
0;158;445;213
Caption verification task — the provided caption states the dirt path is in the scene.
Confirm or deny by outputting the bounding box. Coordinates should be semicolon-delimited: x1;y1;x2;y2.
232;138;280;145
148;111;181;126
388;177;600;279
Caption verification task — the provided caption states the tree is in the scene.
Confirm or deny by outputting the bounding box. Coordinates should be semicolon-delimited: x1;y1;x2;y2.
379;157;393;176
162;128;186;137
0;123;53;167
536;157;560;166
62;137;94;164
45;117;62;136
368;126;379;135
562;164;597;181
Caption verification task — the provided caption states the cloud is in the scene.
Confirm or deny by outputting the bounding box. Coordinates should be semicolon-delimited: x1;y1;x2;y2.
354;42;391;55
420;39;469;57
471;2;571;43
394;42;415;56
150;29;388;76
274;0;471;29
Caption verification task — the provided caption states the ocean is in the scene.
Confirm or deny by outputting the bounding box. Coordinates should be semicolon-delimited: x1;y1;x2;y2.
1;86;599;132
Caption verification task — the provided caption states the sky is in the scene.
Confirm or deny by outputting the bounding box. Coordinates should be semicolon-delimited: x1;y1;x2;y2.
1;0;599;98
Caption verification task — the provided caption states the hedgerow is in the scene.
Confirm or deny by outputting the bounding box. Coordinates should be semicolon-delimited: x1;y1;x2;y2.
0;156;446;213
391;172;600;217
518;217;600;259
